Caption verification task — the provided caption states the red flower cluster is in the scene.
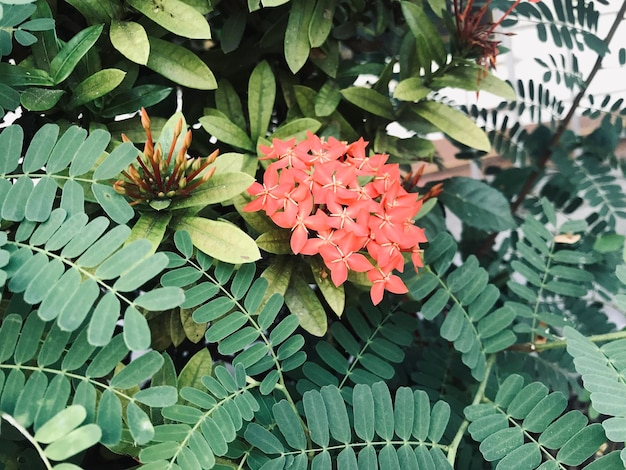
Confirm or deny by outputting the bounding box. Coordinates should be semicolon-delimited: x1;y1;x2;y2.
244;132;427;305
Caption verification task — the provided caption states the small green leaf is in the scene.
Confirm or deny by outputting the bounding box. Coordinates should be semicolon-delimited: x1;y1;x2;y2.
393;78;430;101
271;118;321;141
127;401;155;444
199;114;254;151
126;0;211;39
174;217;261;264
109;20;150;65
35;405;86;444
414;101;491;151
50;24;103;84
308;0;334;47
44;424;102;461
147;37;217;90
123;306;152;351
69;69;126;108
341;87;394;120
20;88;65;111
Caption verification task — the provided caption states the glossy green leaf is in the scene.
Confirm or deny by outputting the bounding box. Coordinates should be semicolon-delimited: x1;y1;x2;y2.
147;37;216;90
308;0;334;47
109;20;149;65
69;68;126;108
414;101;491;151
393;78;430;101
430;64;516;100
174;217;261;264
49;24;103;84
127;0;211;39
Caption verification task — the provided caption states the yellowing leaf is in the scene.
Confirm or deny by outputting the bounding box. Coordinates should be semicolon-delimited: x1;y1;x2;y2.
174;217;261;264
414;101;491;152
284;271;327;337
110;20;150;65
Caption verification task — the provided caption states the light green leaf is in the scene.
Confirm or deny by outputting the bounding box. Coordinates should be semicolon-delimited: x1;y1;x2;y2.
438;177;515;231
69;69;126;108
308;256;344;317
284;0;315;73
127;401;155;444
284;271;327;336
135;287;185;310
178;348;212;391
92;183;135;224
248;60;275;142
414;101;491;151
20;88;65;111
109;20;150;65
126;0;211;39
50;24;103;84
123;306;152;351
147;37;217;90
199;114;254;151
125;212;171;254
341;87;394;120
174;217;261;264
393;78;430;101
35;405;86;444
44;424;102;461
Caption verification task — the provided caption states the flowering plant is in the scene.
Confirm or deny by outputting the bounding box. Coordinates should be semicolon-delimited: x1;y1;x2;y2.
244;133;428;305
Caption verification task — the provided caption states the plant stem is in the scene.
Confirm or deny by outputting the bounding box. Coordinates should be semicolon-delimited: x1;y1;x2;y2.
510;329;626;353
1;412;53;470
447;354;496;466
510;0;626;213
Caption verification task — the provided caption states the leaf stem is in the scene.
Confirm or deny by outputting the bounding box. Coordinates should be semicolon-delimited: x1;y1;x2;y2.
510;329;626;353
1;412;53;470
447;354;496;465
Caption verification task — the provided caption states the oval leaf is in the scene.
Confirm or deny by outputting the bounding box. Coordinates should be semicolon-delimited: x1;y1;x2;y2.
109;20;150;65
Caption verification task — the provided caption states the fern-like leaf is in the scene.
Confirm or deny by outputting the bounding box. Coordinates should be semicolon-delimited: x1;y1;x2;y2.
406;232;517;380
466;373;615;469
1;210;183;350
0;124;137;224
0;311;178;447
245;381;453;469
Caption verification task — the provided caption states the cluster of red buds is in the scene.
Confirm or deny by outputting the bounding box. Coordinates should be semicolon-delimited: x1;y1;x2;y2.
244;132;429;305
114;108;218;209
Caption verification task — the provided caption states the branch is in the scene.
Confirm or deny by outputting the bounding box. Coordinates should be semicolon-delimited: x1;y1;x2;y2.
510;0;626;213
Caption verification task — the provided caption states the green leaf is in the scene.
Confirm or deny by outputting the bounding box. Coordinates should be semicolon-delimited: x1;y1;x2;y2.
174;217;261;264
49;24;103;84
414;101;491;151
256;229;292;255
123;306;152;351
0;124;23;175
109;20;150;65
124;212;171;254
126;0;211;39
245;422;284;454
308;0;334;47
271;118;322;141
102;85;173;118
44;424;102;461
309;257;344;317
20;88;65;111
438;177;515;231
273;401;307;450
341;87;394;120
393;78;430;102
178;348;212;391
0;63;54;86
92;183;135;224
284;0;315;73
430;64;516;100
284;271;327;336
147;37;217;90
248;60;275;142
93;142;140;180
199;114;254;151
556;423;606;465
69;69;126;108
400;1;446;65
35;405;86;444
169;172;253;210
